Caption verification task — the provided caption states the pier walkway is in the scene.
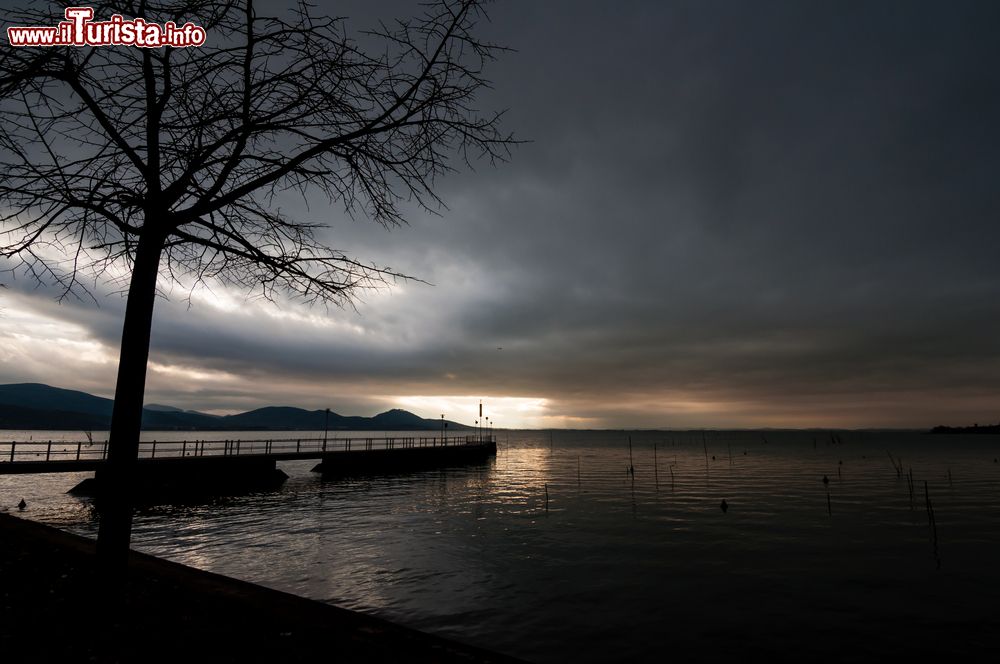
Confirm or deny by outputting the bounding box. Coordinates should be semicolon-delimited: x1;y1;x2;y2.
0;435;497;474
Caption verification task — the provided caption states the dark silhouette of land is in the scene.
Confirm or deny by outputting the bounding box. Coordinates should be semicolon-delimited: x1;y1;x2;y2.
0;383;468;431
930;423;1000;434
0;513;521;663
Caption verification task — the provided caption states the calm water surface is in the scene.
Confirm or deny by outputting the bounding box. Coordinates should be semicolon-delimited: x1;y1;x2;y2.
3;429;1000;662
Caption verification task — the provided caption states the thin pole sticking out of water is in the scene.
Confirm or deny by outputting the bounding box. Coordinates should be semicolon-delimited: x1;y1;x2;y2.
823;475;831;516
670;464;675;492
628;436;635;478
630;472;637;518
924;481;941;569
886;450;903;478
545;483;549;513
907;468;915;511
550;431;553;454
654;443;659;491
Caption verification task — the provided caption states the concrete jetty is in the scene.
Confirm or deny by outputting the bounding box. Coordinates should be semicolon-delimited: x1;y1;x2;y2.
0;435;498;500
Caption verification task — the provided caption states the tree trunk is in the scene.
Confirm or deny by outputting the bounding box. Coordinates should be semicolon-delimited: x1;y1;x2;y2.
96;231;165;571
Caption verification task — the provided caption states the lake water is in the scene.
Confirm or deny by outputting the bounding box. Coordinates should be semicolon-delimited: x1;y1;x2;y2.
2;429;1000;662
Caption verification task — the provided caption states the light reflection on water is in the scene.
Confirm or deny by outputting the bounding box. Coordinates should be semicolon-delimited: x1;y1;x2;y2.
3;429;1000;662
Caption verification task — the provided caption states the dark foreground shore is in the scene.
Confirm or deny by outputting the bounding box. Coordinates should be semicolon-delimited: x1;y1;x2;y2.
0;514;521;663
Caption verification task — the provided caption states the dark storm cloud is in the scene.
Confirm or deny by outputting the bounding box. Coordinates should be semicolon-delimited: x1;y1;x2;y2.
2;0;1000;426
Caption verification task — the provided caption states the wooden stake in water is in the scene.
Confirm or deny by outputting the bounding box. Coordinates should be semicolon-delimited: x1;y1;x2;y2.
670;464;675;492
886;450;903;478
907;468;915;511
654;443;659;491
924;481;941;569
823;474;831;516
545;483;549;513
628;436;635;478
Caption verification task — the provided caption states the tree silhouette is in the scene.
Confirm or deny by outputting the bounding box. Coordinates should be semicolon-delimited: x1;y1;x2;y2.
0;0;514;568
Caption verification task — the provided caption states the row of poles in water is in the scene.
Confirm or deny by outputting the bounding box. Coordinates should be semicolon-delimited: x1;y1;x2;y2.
523;431;946;570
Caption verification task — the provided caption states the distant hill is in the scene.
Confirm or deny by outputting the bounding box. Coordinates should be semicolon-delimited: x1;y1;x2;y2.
0;383;114;419
145;404;219;418
144;404;184;413
930;423;1000;434
224;406;333;430
0;383;468;432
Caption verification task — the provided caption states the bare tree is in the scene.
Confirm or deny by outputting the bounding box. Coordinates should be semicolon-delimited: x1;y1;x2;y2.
0;0;514;568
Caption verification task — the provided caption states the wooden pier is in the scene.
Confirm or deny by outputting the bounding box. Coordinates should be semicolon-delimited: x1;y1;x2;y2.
0;435;496;472
0;435;498;498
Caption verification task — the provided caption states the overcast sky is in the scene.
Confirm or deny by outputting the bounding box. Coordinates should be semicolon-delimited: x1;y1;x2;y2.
2;0;999;428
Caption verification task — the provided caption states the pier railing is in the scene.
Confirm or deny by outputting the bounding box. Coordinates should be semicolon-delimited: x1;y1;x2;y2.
0;434;496;465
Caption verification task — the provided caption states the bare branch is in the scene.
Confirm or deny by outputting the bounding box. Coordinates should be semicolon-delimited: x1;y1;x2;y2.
1;0;517;305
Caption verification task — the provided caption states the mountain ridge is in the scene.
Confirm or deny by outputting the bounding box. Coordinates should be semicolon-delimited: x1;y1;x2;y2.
0;383;469;432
